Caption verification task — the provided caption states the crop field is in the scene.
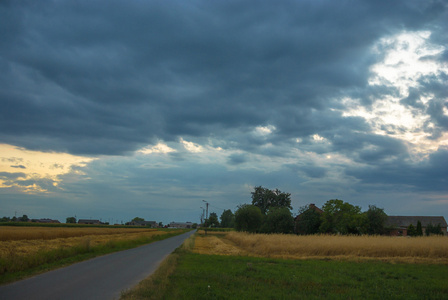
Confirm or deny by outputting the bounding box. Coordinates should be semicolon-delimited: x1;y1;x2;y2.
0;226;159;241
0;227;163;257
193;231;448;264
122;232;448;299
0;226;186;283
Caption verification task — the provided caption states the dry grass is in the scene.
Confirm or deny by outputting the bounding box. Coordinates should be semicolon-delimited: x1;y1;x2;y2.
0;227;165;258
0;226;157;241
193;231;448;264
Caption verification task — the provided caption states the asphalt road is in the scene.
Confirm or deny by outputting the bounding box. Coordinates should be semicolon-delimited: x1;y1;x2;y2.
0;230;195;300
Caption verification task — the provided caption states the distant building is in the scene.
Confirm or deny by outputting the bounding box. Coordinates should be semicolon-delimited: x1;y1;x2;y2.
128;221;157;227
169;222;193;229
386;216;447;236
294;203;323;222
78;219;101;225
31;218;60;224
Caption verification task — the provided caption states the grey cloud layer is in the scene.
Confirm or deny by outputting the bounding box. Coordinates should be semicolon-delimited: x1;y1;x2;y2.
1;0;447;199
2;1;446;153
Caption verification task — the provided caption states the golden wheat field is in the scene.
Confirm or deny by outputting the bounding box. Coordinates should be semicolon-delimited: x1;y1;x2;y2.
0;227;171;258
193;231;448;264
0;226;158;241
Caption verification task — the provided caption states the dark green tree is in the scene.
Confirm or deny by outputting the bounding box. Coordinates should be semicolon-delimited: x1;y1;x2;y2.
319;199;363;234
234;204;263;233
220;209;235;228
364;205;387;235
261;207;294;234
416;220;423;236
0;216;11;222
132;217;145;222
407;224;417;236
18;215;29;222
425;223;443;236
251;186;292;215
208;212;220;227
66;217;77;224
295;205;322;235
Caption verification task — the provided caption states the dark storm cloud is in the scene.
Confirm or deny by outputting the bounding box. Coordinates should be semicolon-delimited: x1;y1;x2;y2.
346;147;448;192
1;0;446;156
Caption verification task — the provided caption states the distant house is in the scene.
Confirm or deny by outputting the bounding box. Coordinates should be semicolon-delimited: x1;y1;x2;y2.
294;203;323;222
294;204;323;234
129;221;157;227
31;218;60;224
385;216;447;236
78;219;101;225
169;222;193;229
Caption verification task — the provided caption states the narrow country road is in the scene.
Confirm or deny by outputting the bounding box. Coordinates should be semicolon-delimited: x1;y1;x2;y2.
0;230;195;300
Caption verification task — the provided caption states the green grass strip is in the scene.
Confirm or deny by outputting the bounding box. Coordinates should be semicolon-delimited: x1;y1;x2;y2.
155;253;448;299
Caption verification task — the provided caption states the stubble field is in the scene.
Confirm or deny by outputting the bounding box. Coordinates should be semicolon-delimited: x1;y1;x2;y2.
193;231;448;264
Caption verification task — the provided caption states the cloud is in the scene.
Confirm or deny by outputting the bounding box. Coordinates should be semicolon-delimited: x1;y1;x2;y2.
1;0;445;156
10;165;26;169
0;1;447;222
227;153;248;166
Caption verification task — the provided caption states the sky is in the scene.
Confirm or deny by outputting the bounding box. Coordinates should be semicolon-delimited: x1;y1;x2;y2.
1;0;447;225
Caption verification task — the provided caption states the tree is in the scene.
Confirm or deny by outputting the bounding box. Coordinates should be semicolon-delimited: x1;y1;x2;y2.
18;215;29;222
66;217;77;224
261;207;294;234
319;199;363;234
234;204;263;233
208;212;220;227
416;220;423;236
132;217;145;222
220;209;235;228
407;224;417;237
364;205;387;235
295;205;322;235
0;216;11;222
251;186;292;215
425;223;443;236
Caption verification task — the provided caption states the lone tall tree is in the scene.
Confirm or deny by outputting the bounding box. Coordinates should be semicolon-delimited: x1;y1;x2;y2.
251;186;292;214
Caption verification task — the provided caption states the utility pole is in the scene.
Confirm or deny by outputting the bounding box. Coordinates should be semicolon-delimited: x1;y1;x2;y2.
200;207;205;225
202;200;209;235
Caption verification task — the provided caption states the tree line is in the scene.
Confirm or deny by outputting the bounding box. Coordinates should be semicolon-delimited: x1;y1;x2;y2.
206;186;444;236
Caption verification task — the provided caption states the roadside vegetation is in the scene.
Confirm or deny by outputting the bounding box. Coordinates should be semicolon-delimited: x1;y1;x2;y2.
0;226;188;284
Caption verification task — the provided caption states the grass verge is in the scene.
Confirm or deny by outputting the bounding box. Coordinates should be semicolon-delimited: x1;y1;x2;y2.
121;232;196;300
0;229;189;285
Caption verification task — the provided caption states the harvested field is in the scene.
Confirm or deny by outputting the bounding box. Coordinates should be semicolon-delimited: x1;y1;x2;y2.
0;226;157;241
0;230;167;258
193;231;448;264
